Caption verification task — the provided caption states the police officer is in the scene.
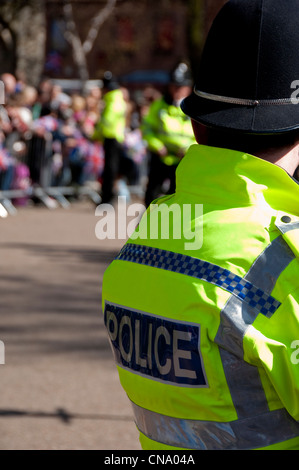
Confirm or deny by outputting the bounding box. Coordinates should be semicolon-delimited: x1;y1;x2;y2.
93;72;136;203
102;0;299;450
142;62;195;207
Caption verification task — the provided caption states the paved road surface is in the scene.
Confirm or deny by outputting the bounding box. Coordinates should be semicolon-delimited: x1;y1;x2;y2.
0;199;141;450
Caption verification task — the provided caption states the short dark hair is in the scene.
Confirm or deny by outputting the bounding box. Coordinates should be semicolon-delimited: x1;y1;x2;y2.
206;127;299;156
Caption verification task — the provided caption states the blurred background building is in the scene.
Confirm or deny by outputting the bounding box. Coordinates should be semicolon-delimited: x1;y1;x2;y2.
0;0;227;88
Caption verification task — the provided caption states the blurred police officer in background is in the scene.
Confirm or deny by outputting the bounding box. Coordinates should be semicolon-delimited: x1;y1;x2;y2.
93;71;136;203
102;0;299;450
141;62;195;207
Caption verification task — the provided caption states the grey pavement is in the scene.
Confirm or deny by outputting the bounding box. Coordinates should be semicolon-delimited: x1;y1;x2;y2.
0;199;141;450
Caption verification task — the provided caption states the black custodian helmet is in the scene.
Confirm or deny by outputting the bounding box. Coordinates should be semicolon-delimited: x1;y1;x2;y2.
181;0;299;134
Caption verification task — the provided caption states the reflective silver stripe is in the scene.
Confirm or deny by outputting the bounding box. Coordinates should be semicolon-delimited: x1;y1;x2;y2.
220;348;269;418
216;237;295;423
131;400;299;450
194;87;295;106
275;218;299;235
215;297;260;359
123;238;296;448
245;235;295;291
215;236;295;358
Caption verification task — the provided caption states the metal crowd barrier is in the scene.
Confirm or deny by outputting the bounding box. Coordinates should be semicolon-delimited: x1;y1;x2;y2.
0;185;102;218
0;133;148;218
0;133;102;218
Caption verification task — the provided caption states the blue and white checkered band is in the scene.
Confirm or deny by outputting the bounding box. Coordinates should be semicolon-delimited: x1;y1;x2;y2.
116;244;281;316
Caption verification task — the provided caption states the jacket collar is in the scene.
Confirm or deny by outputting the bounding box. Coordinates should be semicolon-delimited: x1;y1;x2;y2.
176;144;299;215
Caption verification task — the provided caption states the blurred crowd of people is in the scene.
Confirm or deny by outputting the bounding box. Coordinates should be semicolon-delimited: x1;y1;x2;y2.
0;64;195;207
0;72;151;205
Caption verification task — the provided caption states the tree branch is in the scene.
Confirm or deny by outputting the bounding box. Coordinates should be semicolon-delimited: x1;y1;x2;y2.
63;0;117;81
63;2;89;81
83;0;117;54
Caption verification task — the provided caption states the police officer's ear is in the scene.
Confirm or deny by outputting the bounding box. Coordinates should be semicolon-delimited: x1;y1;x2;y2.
191;120;208;145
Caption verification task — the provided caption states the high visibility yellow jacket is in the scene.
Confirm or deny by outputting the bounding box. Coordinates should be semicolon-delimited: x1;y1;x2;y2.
141;97;195;166
93;89;126;143
102;144;299;450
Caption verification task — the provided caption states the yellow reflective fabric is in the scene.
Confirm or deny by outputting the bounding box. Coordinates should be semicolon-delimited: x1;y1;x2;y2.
103;259;237;423
281;229;299;258
93;89;126;143
102;144;299;450
244;284;299;420
141;98;195;165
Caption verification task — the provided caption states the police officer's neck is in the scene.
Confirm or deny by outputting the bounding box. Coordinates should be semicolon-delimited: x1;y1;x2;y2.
191;121;299;176
255;143;299;176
